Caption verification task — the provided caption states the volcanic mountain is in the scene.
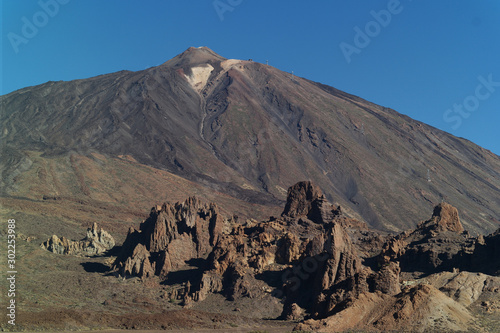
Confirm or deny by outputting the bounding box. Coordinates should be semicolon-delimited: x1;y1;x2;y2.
1;46;499;233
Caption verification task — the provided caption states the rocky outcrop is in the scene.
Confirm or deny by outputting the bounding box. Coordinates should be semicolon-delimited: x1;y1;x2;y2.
418;202;464;233
469;228;500;275
293;202;498;332
281;200;500;329
113;197;223;278
111;182;500;332
178;182;367;309
186;222;284;304
287;222;365;319
296;282;477;333
281;181;323;218
121;243;155;278
378;202;474;275
376;202;500;280
111;182;407;323
176;182;406;324
281;181;343;225
41;223;115;256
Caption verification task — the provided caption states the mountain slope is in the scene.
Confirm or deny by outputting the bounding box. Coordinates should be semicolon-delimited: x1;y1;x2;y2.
1;47;499;233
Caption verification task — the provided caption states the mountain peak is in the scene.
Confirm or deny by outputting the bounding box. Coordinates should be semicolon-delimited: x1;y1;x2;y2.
163;46;226;68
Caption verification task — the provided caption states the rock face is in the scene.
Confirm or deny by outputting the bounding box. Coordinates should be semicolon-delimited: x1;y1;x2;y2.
281;181;341;224
41;223;115;256
113;197;223;278
179;181;403;323
281;181;323;218
111;182;500;332
468;228;500;275
113;182;406;321
378;202;473;275
418;202;464;233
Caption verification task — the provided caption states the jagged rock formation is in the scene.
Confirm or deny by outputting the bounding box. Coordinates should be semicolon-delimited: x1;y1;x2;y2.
111;181;500;332
163;181;406;326
41;223;115;256
378;203;469;275
185;216;364;306
281;181;322;218
281;180;341;223
293;201;500;332
377;202;499;276
113;197;223;278
426;202;464;233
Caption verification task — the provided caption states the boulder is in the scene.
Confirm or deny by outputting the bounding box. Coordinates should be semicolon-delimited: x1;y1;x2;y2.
283;303;304;321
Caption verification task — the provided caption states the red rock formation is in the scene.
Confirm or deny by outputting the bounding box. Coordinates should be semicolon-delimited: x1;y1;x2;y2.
418;202;464;233
378;202;473;275
281;181;323;218
113;197;223;278
122;243;155;278
112;183;500;332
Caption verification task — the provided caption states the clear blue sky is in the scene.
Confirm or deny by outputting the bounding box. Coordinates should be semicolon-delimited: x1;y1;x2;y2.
1;0;499;155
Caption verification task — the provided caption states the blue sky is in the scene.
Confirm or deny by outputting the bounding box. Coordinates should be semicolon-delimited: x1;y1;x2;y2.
1;0;499;155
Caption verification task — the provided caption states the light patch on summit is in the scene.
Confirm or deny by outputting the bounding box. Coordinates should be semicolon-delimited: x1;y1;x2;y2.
221;59;242;70
184;64;214;93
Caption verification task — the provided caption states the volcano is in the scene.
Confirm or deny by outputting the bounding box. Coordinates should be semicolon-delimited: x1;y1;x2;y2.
1;46;499;233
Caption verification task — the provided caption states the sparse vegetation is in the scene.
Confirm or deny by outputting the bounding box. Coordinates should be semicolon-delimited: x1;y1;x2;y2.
2;46;500;333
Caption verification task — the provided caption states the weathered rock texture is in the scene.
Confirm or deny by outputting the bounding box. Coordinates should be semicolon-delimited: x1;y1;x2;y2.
113;197;223;278
177;181;404;322
281;180;341;223
41;223;115;256
296;282;478;333
112;181;500;332
375;202;500;280
294;202;500;332
378;202;475;275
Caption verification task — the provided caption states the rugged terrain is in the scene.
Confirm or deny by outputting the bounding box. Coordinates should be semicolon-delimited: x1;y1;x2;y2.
1;47;500;234
1;47;500;331
109;181;500;332
4;181;499;332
